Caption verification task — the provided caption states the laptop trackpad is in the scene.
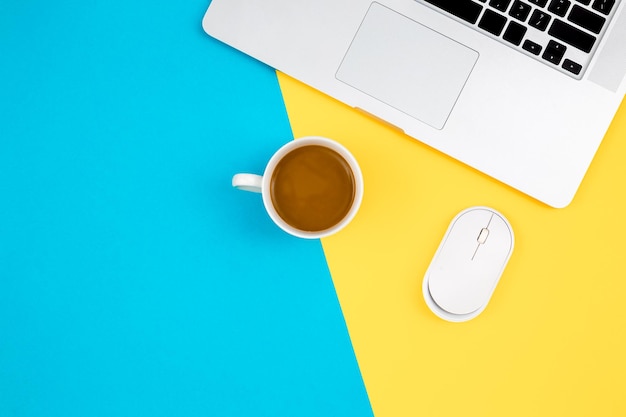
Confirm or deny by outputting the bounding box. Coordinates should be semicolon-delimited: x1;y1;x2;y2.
336;3;478;130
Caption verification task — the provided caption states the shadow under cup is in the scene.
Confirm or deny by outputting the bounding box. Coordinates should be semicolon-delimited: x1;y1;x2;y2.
268;141;360;237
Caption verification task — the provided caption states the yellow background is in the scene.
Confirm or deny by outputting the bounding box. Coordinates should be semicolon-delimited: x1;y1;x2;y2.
278;72;626;417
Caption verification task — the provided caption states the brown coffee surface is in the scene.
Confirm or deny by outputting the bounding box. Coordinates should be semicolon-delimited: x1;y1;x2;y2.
270;145;356;233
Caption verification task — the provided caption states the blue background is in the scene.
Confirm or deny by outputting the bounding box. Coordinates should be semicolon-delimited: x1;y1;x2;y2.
0;1;372;415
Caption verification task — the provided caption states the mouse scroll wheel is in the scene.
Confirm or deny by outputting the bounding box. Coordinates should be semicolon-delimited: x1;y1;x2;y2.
477;228;489;244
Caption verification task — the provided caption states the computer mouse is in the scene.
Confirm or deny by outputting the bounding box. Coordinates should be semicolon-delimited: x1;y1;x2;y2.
422;206;514;322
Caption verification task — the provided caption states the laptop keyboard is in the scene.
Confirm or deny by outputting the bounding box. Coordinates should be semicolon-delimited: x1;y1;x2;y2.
418;0;621;78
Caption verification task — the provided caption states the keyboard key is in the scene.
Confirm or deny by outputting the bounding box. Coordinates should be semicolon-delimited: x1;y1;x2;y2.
562;58;583;74
423;0;618;80
568;4;606;33
422;0;484;24
510;1;532;21
548;19;596;52
489;0;513;11
523;39;542;54
479;9;508;35
424;0;483;24
529;9;551;30
548;0;571;16
592;0;615;15
542;40;567;64
503;21;528;44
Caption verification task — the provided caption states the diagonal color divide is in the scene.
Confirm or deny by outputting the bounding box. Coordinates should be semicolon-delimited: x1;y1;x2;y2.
278;71;626;417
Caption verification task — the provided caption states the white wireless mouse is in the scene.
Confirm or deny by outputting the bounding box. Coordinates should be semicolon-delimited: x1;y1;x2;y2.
422;206;514;322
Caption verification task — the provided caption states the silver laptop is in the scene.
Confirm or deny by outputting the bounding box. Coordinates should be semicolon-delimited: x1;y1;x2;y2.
203;0;626;208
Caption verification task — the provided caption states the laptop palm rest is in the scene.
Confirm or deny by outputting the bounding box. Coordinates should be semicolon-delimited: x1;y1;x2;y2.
336;3;479;130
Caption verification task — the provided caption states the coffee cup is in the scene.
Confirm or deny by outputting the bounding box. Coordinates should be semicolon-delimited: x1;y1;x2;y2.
232;136;363;239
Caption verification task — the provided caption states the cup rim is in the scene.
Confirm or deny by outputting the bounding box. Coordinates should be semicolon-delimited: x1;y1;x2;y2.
261;136;363;239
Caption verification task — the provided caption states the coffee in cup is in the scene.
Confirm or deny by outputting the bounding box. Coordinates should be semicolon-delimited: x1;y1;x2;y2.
232;136;363;238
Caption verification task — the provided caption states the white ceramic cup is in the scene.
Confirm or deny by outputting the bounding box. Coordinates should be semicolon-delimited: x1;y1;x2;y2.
232;136;364;239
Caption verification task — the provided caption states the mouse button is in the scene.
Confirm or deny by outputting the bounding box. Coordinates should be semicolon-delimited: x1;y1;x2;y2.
442;208;492;257
479;213;514;264
477;227;489;244
432;224;480;280
491;213;514;243
459;215;512;306
427;221;491;315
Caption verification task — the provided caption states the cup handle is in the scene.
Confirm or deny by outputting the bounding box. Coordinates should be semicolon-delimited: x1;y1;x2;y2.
232;173;263;193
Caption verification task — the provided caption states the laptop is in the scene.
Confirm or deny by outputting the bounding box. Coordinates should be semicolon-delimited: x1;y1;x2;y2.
203;0;626;208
